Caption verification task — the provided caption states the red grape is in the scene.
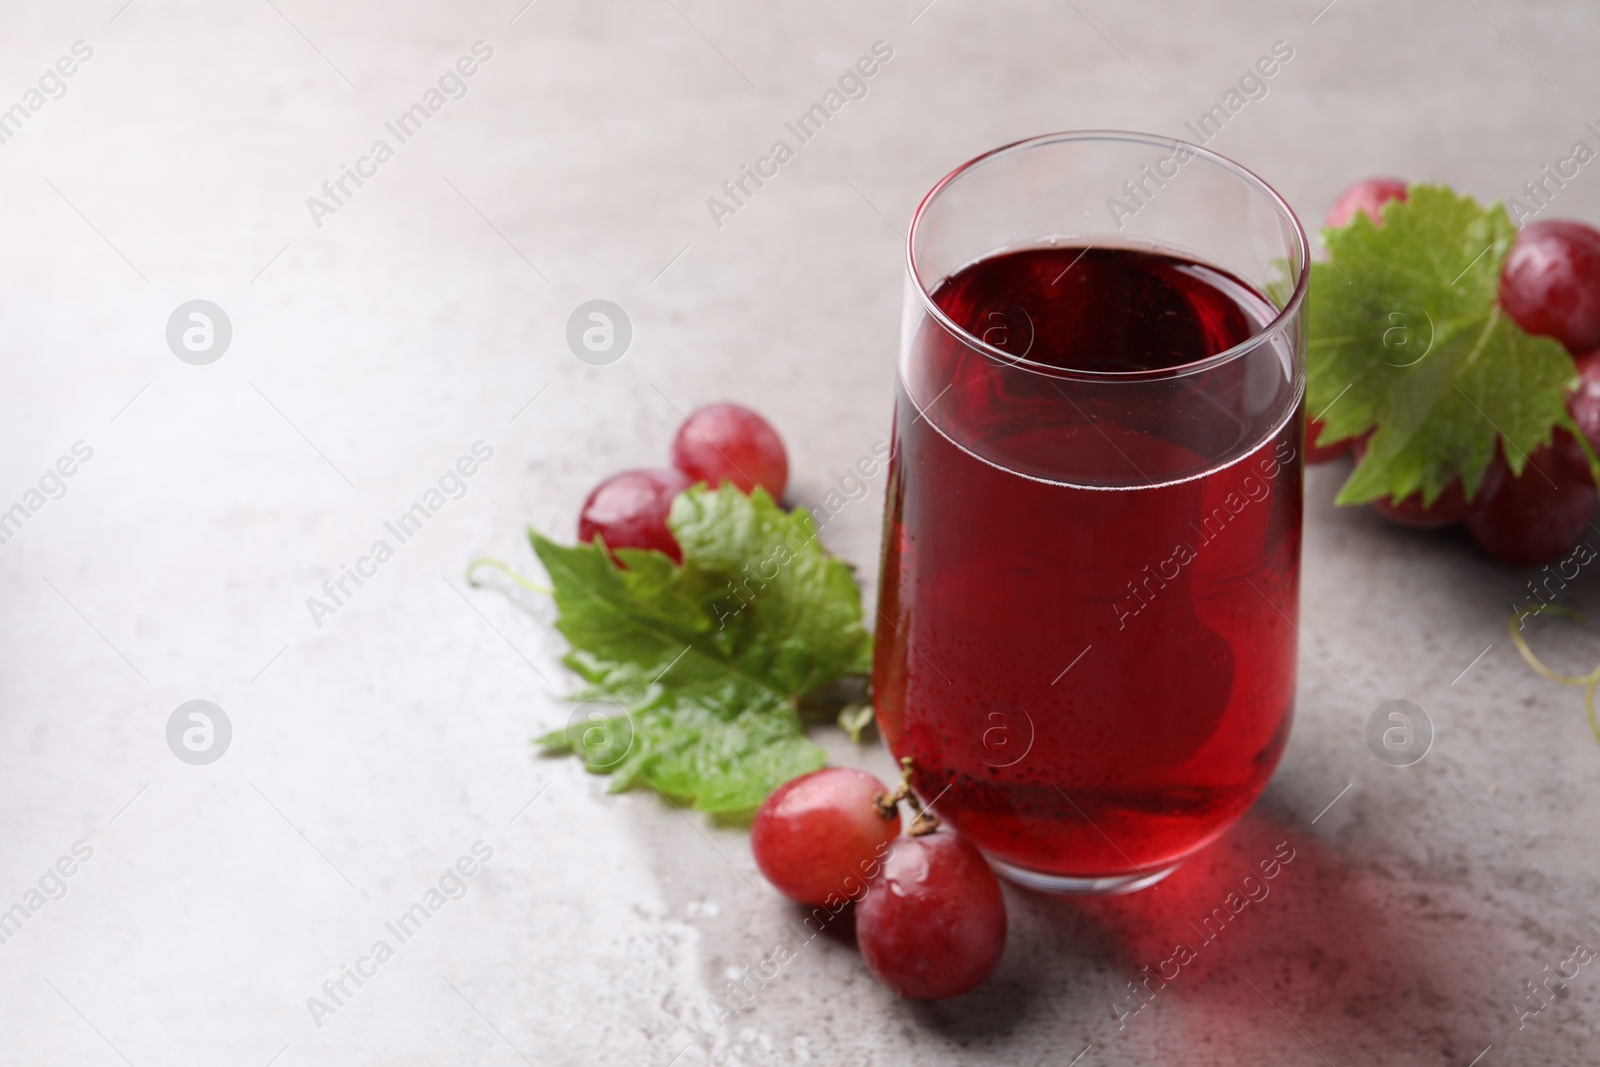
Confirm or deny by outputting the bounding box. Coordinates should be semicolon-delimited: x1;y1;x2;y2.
577;468;692;562
1567;349;1600;452
670;403;789;499
856;830;1007;1000
1325;178;1408;229
1372;487;1470;529
1353;438;1497;528
1466;433;1597;566
1305;415;1355;465
1499;221;1600;354
751;768;900;907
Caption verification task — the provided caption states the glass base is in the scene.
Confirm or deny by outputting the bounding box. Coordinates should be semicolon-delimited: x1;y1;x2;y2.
986;855;1183;896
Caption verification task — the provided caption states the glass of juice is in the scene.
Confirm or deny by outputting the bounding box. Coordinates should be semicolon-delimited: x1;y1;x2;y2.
873;131;1309;894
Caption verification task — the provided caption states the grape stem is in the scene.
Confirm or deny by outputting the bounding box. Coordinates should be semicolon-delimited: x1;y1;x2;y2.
1508;604;1600;747
872;756;942;835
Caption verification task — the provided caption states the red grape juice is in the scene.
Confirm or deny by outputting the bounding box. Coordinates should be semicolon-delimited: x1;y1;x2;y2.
874;245;1302;884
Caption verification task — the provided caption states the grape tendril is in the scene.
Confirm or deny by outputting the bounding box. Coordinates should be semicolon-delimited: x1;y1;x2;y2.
1508;604;1600;746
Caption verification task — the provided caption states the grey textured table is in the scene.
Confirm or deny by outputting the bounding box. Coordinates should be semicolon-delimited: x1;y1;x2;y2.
1;1;1597;1064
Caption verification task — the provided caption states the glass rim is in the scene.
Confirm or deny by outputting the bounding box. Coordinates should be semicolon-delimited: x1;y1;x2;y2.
905;129;1311;383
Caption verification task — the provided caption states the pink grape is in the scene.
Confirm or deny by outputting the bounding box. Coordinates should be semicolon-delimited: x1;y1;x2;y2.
670;403;789;499
1499;220;1600;354
1325;178;1408;229
750;768;900;907
577;468;692;562
855;830;1007;1000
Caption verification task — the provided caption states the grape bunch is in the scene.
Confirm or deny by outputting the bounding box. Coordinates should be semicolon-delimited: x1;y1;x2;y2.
1310;178;1600;565
577;401;789;559
751;765;1008;1001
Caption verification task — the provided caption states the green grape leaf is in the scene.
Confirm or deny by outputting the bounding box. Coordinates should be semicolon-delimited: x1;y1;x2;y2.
1306;184;1581;506
530;486;872;813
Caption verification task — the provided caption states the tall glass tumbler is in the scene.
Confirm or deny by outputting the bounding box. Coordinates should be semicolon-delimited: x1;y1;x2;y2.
872;131;1309;894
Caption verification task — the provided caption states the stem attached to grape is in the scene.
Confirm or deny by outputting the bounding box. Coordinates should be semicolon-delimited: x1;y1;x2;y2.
871;756;942;835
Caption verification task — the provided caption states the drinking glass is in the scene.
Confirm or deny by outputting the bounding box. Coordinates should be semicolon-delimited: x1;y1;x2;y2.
872;130;1309;894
